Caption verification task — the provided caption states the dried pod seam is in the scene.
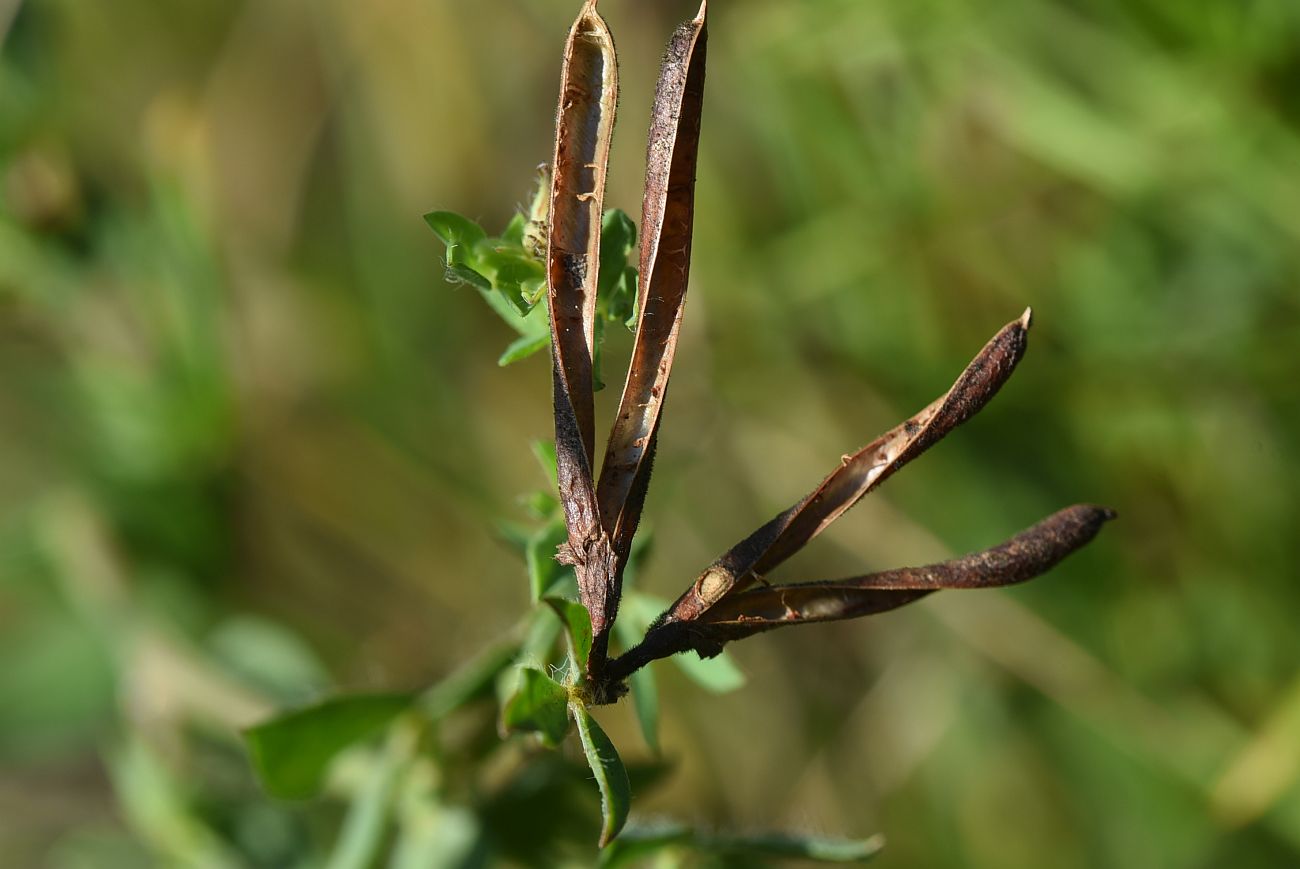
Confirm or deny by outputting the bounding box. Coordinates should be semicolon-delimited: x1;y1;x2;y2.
598;1;709;558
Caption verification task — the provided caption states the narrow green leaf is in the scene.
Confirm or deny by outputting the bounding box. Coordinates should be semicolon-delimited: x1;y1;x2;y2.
614;586;660;753
598;824;884;866
705;831;885;862
478;249;543;316
673;649;747;694
596;822;690;869
389;803;482;869
571;702;631;848
598;209;638;327
545;597;593;676
501;212;527;246
420;639;519;721
496;611;562;715
325;730;406;869
526;521;570;601
493;520;532;555
624;592;746;694
423;211;487;249
522;489;560;519
531;439;559;488
623;530;655;589
244;694;412;800
498;332;549;366
502;668;570;747
446;264;492;290
626;666;660;755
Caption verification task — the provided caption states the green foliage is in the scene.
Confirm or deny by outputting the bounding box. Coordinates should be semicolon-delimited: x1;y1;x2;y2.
571;702;632;848
545;597;593;677
424;185;639;381
598;825;885;867
502;668;572;747
244;695;413;800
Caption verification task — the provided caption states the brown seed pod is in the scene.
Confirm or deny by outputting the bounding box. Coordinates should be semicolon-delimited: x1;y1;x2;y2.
604;505;1114;678
598;0;709;560
546;0;619;652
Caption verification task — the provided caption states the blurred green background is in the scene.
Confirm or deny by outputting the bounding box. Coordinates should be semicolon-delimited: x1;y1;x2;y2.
3;0;1299;865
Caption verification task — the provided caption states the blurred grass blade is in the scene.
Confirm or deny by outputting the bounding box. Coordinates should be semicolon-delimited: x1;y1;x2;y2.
420;639;520;722
531;439;559;489
622;591;745;697
326;729;410;869
244;694;412;800
571;701;631;848
614;594;661;752
389;803;482;869
664;311;1033;624
498;331;549;366
704;831;885;862
598;822;883;867
502;667;570;746
626;666;660;755
671;647;747;693
598;1;708;558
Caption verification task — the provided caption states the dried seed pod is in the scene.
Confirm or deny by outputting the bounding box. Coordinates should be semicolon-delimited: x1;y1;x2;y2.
598;1;709;558
604;505;1114;678
702;504;1115;630
664;310;1034;624
547;0;618;644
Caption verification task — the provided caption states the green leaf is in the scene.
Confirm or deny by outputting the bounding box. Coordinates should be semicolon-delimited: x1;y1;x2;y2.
623;592;746;694
501;212;527;246
420;639;519;721
598;824;884;867
571;702;631;848
522;489;559;520
244;694;412;800
544;597;593;676
626;666;660;755
389;802;482;869
326;730;405;869
531;439;559;488
622;530;655;589
493;520;532;555
596;822;690;869
614;584;660;754
446;263;492;290
502;668;570;747
673;649;747;694
598;209;638;328
526;521;570;601
479;248;545;314
706;832;885;862
498;332;548;366
423;211;487;249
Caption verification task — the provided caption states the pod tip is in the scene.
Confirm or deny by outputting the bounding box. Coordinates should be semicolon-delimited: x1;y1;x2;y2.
1019;306;1033;330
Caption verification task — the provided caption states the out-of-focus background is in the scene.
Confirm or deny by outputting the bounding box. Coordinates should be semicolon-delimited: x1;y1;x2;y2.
2;0;1298;865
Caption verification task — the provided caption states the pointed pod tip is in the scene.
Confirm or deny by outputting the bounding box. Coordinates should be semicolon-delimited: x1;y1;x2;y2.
1019;306;1033;330
1076;503;1117;523
695;0;708;22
